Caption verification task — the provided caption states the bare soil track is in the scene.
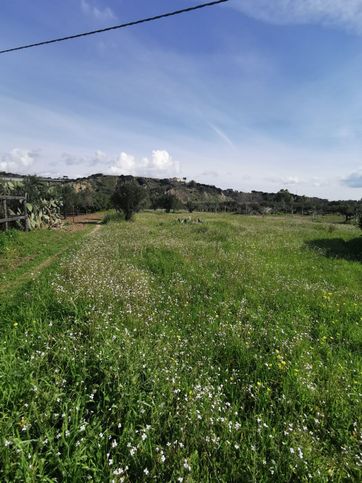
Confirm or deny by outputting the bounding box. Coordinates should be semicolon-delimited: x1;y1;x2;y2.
64;213;104;231
1;216;102;296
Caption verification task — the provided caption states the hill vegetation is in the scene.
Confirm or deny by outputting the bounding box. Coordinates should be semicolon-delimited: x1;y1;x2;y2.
1;172;361;222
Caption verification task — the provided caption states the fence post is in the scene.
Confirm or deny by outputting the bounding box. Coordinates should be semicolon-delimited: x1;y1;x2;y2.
3;198;8;231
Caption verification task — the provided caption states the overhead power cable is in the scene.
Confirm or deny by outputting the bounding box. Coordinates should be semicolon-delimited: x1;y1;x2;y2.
0;0;230;55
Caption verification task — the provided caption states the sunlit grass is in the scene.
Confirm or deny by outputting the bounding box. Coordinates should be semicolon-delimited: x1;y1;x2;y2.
0;213;361;481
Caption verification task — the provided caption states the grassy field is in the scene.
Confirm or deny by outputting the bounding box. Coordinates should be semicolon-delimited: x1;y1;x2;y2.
0;213;361;482
0;226;92;297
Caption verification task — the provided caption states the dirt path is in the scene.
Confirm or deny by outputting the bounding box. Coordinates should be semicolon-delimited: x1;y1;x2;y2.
30;223;102;274
33;224;101;275
89;224;102;234
2;222;102;296
64;213;104;231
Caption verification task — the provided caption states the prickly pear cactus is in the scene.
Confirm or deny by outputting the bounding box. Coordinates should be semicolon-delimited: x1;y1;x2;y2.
26;198;63;229
1;178;63;230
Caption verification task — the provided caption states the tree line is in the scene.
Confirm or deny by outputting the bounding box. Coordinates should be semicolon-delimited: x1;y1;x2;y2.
1;174;361;228
111;176;362;226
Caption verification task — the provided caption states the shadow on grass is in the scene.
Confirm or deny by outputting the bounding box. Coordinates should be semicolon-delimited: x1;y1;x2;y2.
306;237;362;262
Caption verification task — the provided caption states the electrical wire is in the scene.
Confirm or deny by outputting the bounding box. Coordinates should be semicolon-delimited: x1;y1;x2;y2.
0;0;230;55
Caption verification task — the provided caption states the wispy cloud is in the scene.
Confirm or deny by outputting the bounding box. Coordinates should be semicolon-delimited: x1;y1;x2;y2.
80;0;116;21
208;122;235;148
342;168;362;188
270;176;302;186
232;0;362;34
61;150;107;170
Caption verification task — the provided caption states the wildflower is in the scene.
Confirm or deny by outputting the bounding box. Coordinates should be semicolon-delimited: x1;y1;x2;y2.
183;459;191;471
113;468;125;476
143;468;149;475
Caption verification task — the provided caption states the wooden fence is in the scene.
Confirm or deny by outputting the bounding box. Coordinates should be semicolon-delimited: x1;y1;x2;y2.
0;194;29;231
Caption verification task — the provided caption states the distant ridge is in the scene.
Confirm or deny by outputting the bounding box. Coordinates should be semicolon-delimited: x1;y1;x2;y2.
0;171;360;215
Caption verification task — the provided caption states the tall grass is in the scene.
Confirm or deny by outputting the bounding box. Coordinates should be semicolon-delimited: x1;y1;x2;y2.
0;213;361;481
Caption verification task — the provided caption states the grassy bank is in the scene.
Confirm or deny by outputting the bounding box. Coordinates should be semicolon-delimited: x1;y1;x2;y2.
0;213;361;481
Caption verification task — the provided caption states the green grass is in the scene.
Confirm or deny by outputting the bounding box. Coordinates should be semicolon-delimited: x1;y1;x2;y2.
0;213;361;481
0;227;91;297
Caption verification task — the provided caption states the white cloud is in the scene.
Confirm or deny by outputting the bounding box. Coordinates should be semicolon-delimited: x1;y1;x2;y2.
62;150;107;167
109;150;179;177
281;176;301;185
342;168;362;188
80;0;116;21
0;148;39;173
233;0;362;33
109;152;136;175
150;150;177;171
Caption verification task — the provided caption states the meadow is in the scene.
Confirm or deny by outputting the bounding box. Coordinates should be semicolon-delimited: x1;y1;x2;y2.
0;213;361;482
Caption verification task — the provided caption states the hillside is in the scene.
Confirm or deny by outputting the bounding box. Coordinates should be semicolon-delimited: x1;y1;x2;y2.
0;171;360;216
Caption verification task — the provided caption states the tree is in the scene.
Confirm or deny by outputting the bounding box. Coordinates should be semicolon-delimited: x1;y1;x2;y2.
56;184;78;215
186;200;196;213
111;177;146;221
149;193;163;211
275;189;293;213
339;203;356;223
160;193;181;213
358;199;362;230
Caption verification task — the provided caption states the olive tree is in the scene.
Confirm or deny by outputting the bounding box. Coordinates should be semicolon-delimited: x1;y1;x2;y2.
111;177;146;221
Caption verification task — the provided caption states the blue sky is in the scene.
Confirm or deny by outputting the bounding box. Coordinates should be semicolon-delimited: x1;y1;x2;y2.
1;0;362;200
